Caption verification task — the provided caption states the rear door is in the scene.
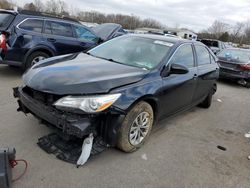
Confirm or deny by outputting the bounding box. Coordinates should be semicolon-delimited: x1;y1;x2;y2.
43;20;80;55
192;45;219;103
159;43;198;118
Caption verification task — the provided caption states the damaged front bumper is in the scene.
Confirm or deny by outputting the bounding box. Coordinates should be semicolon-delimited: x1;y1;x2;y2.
13;87;125;146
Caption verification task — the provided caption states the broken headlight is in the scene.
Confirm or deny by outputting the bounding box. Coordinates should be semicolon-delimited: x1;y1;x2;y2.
54;93;121;113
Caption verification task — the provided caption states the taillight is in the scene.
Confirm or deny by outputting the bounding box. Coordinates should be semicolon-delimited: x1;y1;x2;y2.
0;33;7;52
239;64;250;71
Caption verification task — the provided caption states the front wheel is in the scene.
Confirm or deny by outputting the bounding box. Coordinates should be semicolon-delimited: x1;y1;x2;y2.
25;51;49;70
116;101;154;153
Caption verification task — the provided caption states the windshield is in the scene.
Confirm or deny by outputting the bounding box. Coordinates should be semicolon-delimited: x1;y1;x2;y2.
201;40;219;48
0;12;15;30
217;49;250;63
88;36;172;69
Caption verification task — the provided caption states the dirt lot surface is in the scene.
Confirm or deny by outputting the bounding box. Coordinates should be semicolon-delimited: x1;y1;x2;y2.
0;65;250;188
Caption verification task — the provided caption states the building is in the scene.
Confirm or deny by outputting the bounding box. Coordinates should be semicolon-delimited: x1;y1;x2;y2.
134;27;197;41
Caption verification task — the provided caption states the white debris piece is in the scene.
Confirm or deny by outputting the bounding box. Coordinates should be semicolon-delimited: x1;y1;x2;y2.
141;153;148;161
77;133;94;167
217;99;222;103
245;132;250;138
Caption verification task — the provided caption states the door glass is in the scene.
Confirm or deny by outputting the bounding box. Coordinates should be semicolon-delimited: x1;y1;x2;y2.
169;44;194;68
73;25;98;42
44;21;73;37
195;45;211;65
19;19;43;33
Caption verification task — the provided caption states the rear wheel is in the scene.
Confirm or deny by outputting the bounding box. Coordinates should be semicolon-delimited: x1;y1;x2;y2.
25;51;49;70
116;101;154;153
246;82;250;88
199;90;213;108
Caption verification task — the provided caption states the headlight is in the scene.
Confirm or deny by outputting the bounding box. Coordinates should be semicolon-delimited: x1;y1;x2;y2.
54;93;121;113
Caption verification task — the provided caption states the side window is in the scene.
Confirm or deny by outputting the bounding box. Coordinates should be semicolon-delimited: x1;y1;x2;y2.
169;44;194;68
18;19;43;33
73;25;98;42
44;21;73;37
195;45;211;66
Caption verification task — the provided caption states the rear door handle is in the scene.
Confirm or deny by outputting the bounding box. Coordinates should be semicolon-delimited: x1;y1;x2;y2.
47;38;56;42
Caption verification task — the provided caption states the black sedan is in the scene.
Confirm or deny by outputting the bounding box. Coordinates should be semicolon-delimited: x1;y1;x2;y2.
217;48;250;87
14;34;219;152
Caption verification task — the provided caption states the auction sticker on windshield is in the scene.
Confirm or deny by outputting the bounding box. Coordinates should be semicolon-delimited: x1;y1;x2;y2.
154;40;173;47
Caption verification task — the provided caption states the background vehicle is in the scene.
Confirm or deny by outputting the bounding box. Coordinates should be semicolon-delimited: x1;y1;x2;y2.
14;34;219;153
200;39;226;55
0;10;126;70
92;23;127;41
217;48;250;87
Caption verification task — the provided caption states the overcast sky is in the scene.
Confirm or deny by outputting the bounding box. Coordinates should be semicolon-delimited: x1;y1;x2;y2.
17;0;249;32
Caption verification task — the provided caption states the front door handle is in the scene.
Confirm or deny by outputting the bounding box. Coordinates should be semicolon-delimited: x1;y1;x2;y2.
193;74;198;79
47;38;56;42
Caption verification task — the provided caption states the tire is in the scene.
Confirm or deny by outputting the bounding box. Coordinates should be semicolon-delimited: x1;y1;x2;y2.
25;51;50;70
245;82;250;88
116;101;154;153
199;90;213;108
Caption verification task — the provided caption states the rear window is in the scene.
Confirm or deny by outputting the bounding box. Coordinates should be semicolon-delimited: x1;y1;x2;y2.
44;21;73;37
18;19;43;33
217;49;250;63
0;12;15;30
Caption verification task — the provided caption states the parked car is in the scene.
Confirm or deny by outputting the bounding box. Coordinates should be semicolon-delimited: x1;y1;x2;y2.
14;34;219;152
92;23;127;41
217;48;250;87
0;10;126;70
200;39;226;55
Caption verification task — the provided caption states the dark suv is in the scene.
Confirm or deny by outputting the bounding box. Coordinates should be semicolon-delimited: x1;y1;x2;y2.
0;10;105;69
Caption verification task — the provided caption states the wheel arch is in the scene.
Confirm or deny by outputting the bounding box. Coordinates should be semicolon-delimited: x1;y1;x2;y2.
127;95;159;123
23;46;55;64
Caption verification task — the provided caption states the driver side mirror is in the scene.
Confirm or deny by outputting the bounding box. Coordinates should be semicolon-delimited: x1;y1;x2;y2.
161;63;189;77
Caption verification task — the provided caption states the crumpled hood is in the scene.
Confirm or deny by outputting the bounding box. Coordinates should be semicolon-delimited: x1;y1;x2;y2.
23;53;149;95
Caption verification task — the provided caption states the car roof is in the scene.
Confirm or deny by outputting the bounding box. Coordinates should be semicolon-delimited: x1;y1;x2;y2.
0;9;18;15
130;34;199;45
201;39;222;42
16;10;81;24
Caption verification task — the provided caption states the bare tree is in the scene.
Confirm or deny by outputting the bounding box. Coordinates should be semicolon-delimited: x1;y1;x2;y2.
33;0;44;12
45;0;59;15
23;3;37;11
231;22;244;42
207;20;229;39
243;21;250;44
0;0;15;9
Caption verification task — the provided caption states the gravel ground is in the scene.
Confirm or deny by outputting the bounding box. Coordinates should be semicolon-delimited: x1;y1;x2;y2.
0;65;250;188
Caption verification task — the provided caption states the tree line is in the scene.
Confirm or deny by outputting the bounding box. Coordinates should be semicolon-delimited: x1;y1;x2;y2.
0;0;163;29
1;0;250;44
198;20;250;45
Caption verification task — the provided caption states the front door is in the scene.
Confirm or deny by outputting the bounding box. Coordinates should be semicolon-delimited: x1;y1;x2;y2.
159;44;198;119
